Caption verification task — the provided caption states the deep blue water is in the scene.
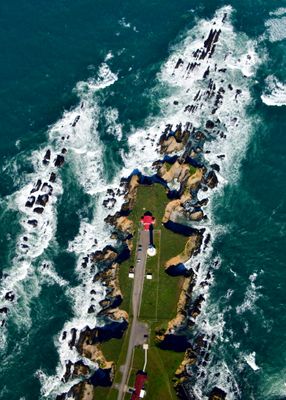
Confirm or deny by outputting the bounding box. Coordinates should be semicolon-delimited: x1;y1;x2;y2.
0;1;286;399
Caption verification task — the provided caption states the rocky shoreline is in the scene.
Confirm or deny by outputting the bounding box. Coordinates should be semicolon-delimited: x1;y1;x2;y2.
56;8;253;399
57;118;222;399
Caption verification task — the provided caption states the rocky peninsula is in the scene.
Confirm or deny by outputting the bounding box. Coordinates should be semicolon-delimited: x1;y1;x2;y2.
56;8;251;400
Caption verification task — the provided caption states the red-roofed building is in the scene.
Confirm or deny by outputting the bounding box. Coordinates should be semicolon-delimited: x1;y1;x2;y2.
131;371;148;400
140;212;155;231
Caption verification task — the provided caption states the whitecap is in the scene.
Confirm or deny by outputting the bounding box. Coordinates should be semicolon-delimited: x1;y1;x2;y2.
265;13;286;42
105;107;123;140
244;352;260;371
270;8;286;17
261;75;286;106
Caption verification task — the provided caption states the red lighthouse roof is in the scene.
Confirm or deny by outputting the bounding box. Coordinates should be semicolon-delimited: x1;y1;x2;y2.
131;371;148;400
140;212;155;231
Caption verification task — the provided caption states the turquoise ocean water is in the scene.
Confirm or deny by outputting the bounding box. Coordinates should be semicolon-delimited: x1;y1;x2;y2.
0;1;286;399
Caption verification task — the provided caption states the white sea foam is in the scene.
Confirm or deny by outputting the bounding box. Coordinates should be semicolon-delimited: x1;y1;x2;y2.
0;144;64;346
261;75;286;106
105;107;123;140
244;352;260;371
270;7;286;17
39;261;68;287
265;11;286;42
118;17;138;32
236;272;262;315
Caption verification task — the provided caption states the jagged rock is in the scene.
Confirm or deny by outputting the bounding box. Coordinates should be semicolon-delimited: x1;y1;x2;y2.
49;172;56;183
88;305;96;314
116;216;133;233
54;154;65;167
69;328;77;349
175;348;197;377
126;174;140;209
72;115;80;127
211;163;220;172
175;58;184;68
205;170;218;189
44;149;51;160
43;149;51;164
36;194;49;207
160;135;185;154
31;179;42;193
189;210;204;221
73;361;90;377
104;308;128;322
27;219;38;227
4;291;15;301
209;387;227;400
90;246;118;263
33;207;44;214
25;196;35;208
99;299;111;309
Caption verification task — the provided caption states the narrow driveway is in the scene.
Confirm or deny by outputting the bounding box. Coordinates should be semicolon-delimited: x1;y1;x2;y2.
117;229;149;400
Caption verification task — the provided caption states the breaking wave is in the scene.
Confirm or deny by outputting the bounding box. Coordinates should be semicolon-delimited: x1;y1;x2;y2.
265;8;286;42
261;75;286;106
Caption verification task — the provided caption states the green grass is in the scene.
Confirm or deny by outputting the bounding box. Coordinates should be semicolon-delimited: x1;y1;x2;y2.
165;162;172;171
127;184;187;321
123;184;187;399
98;183;189;400
145;343;183;400
127;346;146;389
126;333;182;400
189;165;197;175
140;230;160;320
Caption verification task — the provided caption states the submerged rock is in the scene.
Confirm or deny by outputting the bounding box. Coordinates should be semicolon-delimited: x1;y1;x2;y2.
25;196;35;208
36;194;49;207
33;207;44;214
54;154;65;167
208;387;227;400
49;172;56;183
27;219;38;227
30;179;42;193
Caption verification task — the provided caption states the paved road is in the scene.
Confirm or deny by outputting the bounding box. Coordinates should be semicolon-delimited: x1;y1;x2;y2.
117;229;149;400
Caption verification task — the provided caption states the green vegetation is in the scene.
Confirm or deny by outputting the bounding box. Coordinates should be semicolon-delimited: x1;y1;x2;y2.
140;230;160;320
189;165;197;176
165;162;172;171
125;184;187;399
127;346;146;388
95;183;189;400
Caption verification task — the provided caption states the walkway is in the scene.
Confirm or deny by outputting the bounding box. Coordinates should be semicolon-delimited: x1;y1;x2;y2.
117;229;149;400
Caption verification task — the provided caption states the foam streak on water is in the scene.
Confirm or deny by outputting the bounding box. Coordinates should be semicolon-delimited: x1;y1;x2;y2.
261;75;286;106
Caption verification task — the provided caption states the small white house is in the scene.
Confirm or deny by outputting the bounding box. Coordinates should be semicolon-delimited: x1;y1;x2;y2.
146;273;152;280
128;271;134;279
